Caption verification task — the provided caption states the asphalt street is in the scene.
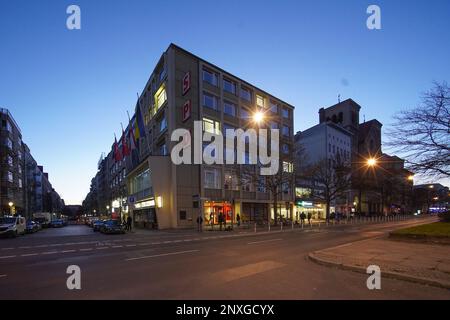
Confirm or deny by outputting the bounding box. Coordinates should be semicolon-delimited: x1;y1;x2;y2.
1;216;449;299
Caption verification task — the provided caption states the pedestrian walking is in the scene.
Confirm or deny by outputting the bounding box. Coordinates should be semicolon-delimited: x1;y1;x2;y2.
196;215;203;232
127;215;132;231
307;211;312;225
300;212;306;226
219;212;224;231
236;213;241;227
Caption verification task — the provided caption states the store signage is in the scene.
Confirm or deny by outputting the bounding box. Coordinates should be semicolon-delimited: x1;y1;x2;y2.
182;100;191;122
135;199;155;209
182;71;191;96
297;201;313;207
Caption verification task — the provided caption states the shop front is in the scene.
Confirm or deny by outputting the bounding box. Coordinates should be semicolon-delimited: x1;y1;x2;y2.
203;201;233;225
133;199;158;229
295;200;326;220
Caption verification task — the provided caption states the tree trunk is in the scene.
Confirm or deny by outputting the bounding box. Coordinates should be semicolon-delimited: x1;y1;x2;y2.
326;199;331;222
273;193;278;226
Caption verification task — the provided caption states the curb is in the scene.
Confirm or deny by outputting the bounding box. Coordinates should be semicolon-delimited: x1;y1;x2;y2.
308;252;450;290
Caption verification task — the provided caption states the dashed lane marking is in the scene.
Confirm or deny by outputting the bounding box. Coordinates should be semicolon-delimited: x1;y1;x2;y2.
79;248;93;252
0;255;16;259
125;250;199;261
61;250;76;253
0;274;6;278
21;253;38;257
41;251;58;255
248;238;283;245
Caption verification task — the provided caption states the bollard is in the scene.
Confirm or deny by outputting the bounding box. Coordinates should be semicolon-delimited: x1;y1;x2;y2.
281;222;283;231
301;222;304;229
292;221;294;230
268;223;271;232
254;222;257;233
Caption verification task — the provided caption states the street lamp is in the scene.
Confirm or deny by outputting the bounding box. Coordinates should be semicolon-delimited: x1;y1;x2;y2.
407;175;414;181
367;158;377;167
253;111;264;124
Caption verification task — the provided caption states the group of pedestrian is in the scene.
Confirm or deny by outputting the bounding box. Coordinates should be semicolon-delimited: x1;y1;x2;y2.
122;216;132;231
299;211;312;225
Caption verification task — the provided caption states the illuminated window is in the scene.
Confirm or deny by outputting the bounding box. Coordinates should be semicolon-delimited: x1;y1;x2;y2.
154;84;167;110
202;117;221;135
283;161;293;173
256;95;265;108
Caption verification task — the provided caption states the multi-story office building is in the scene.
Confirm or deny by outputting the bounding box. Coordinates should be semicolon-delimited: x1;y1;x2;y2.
123;44;295;229
294;122;352;218
1;108;25;216
1;108;63;218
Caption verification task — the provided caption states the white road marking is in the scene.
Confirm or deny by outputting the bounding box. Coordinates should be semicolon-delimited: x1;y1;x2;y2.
42;251;58;255
125;250;199;261
21;253;38;257
0;274;6;278
79;248;93;252
248;238;283;245
19;246;31;249
96;247;108;250
1;248;14;250
61;250;76;253
112;245;123;248
0;255;16;259
125;244;137;247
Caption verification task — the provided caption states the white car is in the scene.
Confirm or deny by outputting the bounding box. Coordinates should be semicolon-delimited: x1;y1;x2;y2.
0;216;26;237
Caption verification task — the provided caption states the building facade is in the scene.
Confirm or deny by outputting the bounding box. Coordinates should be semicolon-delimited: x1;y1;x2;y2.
84;44;296;229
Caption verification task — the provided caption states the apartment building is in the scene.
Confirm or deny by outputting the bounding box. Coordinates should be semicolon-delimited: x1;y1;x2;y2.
125;44;295;229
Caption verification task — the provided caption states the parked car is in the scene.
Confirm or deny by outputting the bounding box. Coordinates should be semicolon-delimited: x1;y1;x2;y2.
49;219;65;228
93;220;105;232
26;220;40;233
100;220;125;234
0;216;26;237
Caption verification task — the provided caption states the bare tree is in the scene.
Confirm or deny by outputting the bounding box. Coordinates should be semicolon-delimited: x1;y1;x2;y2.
302;155;352;221
386;81;450;178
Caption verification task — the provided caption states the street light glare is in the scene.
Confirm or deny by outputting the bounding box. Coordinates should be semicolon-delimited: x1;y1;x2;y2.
367;158;377;167
253;111;264;124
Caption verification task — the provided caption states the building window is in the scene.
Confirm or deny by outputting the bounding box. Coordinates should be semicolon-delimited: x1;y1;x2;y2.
241;108;250;119
2;120;12;132
223;78;236;94
202;69;218;86
223;101;236;117
159;116;167;132
282;107;290;118
257;177;266;193
4;137;13;149
282;125;290;137
155;84;167;110
204;168;221;189
202;117;221;135
159;143;168;156
256;95;265;108
240;87;252;102
270;102;278;114
203;92;218;110
282;143;290;154
224;170;239;190
179;210;187;220
283;161;293;173
270;121;279;129
7;171;13;182
7;155;13;166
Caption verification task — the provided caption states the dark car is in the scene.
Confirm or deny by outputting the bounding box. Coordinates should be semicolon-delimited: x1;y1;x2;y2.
49;219;65;228
93;220;105;232
100;220;125;234
26;220;39;233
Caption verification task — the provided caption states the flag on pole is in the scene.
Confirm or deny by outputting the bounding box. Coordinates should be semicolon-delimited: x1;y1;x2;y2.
114;135;122;161
135;97;146;139
121;128;130;157
127;111;137;151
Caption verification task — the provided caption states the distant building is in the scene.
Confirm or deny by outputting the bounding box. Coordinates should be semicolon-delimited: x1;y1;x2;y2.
294;122;352;218
1;108;63;218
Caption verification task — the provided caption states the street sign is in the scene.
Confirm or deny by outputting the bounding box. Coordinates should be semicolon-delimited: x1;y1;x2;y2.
128;196;135;204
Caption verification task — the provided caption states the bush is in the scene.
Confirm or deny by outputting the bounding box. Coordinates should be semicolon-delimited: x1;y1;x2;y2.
438;210;450;222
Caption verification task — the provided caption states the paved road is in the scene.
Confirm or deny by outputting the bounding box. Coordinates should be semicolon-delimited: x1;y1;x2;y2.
1;217;449;299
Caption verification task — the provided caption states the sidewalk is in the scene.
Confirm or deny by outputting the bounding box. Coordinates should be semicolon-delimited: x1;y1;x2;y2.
309;236;450;289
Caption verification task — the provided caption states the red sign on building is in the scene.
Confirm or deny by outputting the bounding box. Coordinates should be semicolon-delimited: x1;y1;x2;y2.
182;71;191;96
182;100;191;122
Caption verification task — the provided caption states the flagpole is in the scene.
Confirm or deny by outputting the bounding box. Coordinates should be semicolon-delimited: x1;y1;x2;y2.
136;92;151;152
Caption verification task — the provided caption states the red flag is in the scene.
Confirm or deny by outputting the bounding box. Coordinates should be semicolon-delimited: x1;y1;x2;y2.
122;129;130;157
114;136;122;161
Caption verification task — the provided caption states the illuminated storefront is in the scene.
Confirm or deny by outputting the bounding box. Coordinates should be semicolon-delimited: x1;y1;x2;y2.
203;201;233;225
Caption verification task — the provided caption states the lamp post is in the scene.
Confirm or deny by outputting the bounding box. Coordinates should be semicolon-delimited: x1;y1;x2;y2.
8;202;14;215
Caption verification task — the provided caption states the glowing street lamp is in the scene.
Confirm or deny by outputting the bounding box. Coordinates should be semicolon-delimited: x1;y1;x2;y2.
8;202;13;207
407;175;414;181
367;158;377;167
253;111;264;124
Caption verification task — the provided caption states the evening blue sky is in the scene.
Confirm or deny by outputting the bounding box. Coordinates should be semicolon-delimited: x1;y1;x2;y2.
1;0;449;204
